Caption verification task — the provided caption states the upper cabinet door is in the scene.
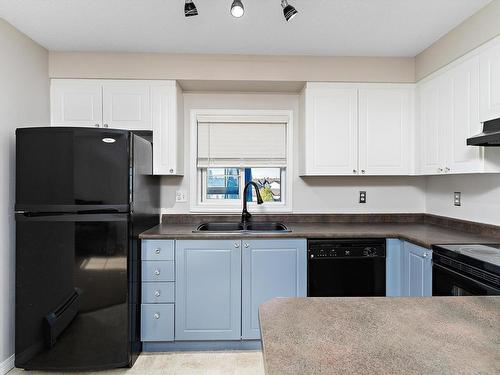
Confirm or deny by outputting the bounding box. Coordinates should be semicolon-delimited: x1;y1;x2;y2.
358;87;413;175
51;80;102;128
480;41;500;122
302;85;358;175
419;78;447;175
447;57;483;174
152;82;184;175
102;81;151;130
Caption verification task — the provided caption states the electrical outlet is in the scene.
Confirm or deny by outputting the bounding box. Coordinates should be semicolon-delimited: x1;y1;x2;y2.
454;192;461;206
176;190;187;203
359;191;367;204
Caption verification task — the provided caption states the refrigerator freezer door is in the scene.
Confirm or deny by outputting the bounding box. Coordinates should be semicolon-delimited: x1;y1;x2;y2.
16;127;130;212
15;213;135;371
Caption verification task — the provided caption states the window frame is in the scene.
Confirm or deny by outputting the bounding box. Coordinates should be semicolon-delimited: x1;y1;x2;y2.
189;109;293;213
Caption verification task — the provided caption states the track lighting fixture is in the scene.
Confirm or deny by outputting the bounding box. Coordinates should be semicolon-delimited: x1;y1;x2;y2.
184;0;198;17
230;0;244;18
281;0;298;21
182;0;298;21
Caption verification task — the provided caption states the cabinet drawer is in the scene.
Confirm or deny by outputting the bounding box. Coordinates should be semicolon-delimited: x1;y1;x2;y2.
142;261;175;282
142;282;175;303
141;304;174;342
142;240;174;261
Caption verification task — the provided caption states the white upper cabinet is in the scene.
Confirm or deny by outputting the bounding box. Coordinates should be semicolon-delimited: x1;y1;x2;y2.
418;56;486;175
300;83;414;176
480;39;500;122
51;80;103;127
447;57;483;173
51;79;184;176
151;81;184;176
358;86;414;175
301;84;358;175
419;77;445;175
102;81;151;130
51;79;151;130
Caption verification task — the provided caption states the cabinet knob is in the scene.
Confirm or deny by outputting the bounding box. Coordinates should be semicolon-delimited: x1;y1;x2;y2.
423;252;428;258
155;248;161;255
361;170;366;174
154;269;160;275
353;169;357;174
438;168;443;173
244;243;249;248
169;169;174;174
154;290;161;297
445;167;451;173
154;313;160;319
234;242;240;248
103;123;109;128
95;124;100;128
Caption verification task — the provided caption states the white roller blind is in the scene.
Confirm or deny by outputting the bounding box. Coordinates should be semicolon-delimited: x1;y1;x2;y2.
197;122;287;167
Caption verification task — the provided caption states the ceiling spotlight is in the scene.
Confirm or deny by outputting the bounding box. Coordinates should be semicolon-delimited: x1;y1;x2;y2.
281;0;298;21
230;0;244;18
184;0;198;17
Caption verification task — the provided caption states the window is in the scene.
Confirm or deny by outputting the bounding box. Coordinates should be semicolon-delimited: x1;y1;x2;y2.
203;167;283;203
190;111;292;212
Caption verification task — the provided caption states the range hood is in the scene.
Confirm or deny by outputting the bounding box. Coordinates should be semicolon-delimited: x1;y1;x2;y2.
467;118;500;146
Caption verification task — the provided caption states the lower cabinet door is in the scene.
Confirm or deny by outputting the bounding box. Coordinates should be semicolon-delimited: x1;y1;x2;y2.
386;239;403;296
241;239;307;340
141;304;174;341
403;242;433;297
175;240;241;340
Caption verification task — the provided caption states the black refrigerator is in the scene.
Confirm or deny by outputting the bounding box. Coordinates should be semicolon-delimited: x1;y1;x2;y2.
15;127;159;371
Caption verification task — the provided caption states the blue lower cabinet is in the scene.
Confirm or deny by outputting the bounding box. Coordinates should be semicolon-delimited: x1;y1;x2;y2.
403;241;433;297
241;239;307;340
141;304;174;341
175;240;242;341
386;239;403;296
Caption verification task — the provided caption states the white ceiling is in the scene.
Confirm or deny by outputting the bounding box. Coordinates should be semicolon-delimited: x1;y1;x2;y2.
0;0;491;56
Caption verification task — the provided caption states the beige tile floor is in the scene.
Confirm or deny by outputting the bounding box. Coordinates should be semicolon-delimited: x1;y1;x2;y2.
8;351;265;375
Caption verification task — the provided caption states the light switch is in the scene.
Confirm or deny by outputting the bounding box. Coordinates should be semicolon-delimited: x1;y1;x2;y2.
454;192;461;206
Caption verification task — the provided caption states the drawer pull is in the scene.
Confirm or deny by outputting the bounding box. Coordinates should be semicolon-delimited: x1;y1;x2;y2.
155;248;161;255
154;269;160;276
154;313;160;319
154;290;161;297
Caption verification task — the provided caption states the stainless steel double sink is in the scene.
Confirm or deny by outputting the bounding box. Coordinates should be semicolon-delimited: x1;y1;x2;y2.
194;222;290;233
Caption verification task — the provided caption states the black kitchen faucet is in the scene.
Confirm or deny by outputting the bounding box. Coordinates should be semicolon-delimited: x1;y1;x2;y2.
241;181;264;224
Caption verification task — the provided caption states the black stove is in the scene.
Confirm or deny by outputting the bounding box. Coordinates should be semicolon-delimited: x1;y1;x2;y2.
432;244;500;296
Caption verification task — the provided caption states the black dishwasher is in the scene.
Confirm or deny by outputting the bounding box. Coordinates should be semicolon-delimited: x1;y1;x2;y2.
307;239;386;297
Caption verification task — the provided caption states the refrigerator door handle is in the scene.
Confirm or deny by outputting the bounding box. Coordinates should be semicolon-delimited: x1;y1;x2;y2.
44;289;81;348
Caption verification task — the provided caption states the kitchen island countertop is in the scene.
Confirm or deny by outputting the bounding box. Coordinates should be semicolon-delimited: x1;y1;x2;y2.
259;296;500;375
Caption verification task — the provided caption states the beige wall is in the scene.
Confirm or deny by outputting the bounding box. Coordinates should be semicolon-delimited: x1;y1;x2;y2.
426;174;500;226
415;0;500;80
48;52;415;84
0;18;49;370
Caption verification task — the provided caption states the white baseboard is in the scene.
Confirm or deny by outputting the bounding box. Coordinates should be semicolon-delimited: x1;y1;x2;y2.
0;355;14;375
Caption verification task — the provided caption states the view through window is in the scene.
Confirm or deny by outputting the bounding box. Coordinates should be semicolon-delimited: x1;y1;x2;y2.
205;167;282;203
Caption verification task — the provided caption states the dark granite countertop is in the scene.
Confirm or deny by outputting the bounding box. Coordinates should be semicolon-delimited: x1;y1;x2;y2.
259;297;500;375
139;221;500;249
